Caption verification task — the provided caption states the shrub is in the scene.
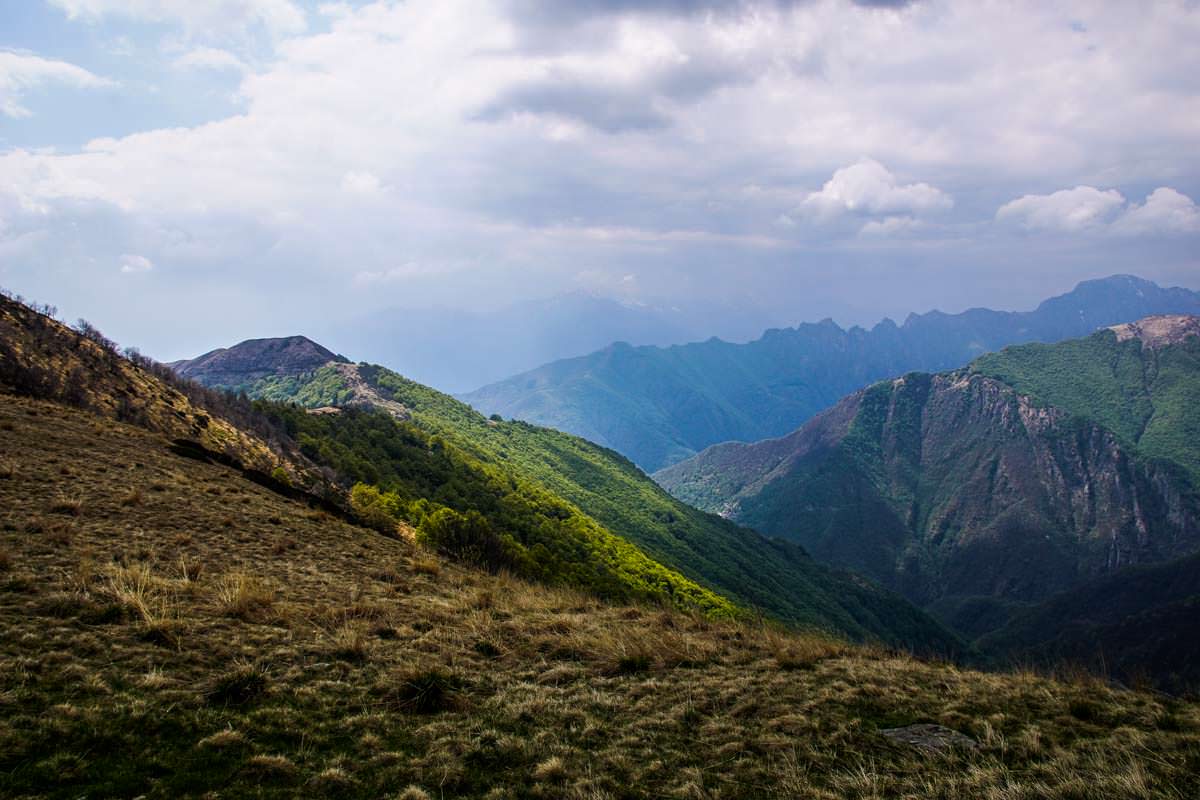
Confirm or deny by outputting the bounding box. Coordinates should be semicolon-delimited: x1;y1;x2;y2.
350;483;401;534
270;466;291;487
417;507;520;573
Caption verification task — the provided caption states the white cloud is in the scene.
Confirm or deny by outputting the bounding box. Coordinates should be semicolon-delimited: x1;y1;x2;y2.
340;171;383;195
799;159;952;224
173;47;246;72
119;254;154;273
0;50;113;118
1113;187;1200;235
997;185;1199;235
49;0;307;39
996;186;1125;232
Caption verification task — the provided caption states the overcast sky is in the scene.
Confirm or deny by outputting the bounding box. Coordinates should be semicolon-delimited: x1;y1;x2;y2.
1;0;1198;361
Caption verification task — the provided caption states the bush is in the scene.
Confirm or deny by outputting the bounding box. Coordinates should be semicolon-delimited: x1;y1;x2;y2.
417;507;519;573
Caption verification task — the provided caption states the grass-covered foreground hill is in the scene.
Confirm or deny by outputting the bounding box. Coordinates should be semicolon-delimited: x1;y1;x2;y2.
656;318;1200;689
172;339;959;653
3;396;1200;799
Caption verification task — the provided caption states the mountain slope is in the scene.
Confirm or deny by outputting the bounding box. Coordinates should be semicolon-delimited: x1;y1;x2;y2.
5;395;1199;798
978;551;1200;693
173;340;961;652
656;319;1200;662
463;275;1200;471
970;315;1200;483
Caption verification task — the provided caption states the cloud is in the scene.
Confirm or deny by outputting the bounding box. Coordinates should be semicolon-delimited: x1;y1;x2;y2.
340;171;383;195
996;186;1199;235
0;50;113;118
800;159;952;222
2;0;1200;349
173;47;246;72
119;253;153;273
1113;187;1200;235
48;0;306;39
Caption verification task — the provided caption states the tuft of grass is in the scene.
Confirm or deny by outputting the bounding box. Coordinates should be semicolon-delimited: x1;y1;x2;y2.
0;458;15;479
772;631;848;671
532;756;568;783
329;622;370;663
215;572;274;621
197;728;246;749
395;787;432;800
386;667;464;714
207;662;269;707
120;488;143;507
411;557;440;577
242;754;296;782
0;547;10;572
49;493;83;516
177;554;203;583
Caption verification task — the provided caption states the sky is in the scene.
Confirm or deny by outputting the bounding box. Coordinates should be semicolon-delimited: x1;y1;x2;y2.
1;0;1198;363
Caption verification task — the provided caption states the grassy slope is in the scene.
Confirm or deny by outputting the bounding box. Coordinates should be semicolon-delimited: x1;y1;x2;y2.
3;396;1200;799
970;330;1200;484
247;364;962;653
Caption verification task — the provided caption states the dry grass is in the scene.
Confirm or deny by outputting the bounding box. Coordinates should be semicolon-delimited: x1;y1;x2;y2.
0;395;1198;799
214;572;275;621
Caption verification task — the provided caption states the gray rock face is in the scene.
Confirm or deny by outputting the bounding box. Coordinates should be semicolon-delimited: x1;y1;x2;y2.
881;724;978;753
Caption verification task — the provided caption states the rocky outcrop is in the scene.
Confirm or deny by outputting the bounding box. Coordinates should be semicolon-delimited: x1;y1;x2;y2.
1109;314;1200;349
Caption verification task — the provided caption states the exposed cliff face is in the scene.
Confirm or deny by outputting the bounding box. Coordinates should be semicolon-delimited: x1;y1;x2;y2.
658;369;1200;623
1109;314;1200;349
170;336;346;388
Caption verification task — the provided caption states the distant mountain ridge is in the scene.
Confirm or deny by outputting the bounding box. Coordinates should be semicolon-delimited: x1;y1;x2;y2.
462;275;1200;471
314;291;779;394
655;317;1200;687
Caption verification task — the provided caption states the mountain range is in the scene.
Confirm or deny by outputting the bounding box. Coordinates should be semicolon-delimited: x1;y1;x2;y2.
166;314;958;653
310;292;781;394
462;275;1200;472
656;315;1200;687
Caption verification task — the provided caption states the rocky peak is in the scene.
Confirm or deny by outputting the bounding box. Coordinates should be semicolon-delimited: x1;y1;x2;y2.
171;335;347;387
1108;315;1200;349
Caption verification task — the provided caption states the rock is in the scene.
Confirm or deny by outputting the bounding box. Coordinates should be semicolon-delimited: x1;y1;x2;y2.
880;723;978;753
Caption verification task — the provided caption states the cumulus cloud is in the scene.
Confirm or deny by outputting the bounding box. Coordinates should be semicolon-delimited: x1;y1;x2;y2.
997;186;1199;235
119;253;153;273
1114;187;1200;235
799;159;952;231
173;47;246;72
48;0;307;39
0;50;113;118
